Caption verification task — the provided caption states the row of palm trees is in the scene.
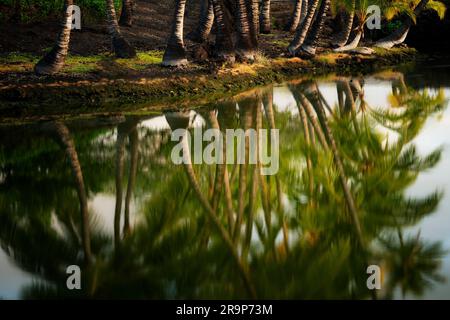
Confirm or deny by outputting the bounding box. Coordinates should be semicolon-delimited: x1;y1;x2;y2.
0;71;446;298
35;0;446;74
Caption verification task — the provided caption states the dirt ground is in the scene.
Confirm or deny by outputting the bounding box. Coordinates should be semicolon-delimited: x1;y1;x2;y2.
0;0;298;56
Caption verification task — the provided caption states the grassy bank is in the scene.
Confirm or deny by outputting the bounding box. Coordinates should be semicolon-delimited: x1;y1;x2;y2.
0;47;417;122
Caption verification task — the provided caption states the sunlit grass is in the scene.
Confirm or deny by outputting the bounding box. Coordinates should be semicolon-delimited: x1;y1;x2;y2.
63;55;104;74
0;50;165;74
115;50;164;70
0;52;38;73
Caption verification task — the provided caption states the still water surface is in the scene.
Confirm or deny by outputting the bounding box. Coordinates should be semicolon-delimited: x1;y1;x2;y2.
1;64;450;299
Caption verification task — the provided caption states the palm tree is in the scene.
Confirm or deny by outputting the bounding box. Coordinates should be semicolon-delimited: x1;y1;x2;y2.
260;0;272;34
235;0;257;60
35;0;74;75
188;0;215;43
248;0;260;45
380;233;445;298
123;126;139;237
119;0;134;27
212;0;235;61
374;0;434;49
51;121;93;265
36;0;136;74
164;111;257;298
298;0;331;57
288;0;320;55
105;0;136;58
332;0;375;52
295;83;364;242
163;0;189;66
331;0;356;48
285;0;305;32
114;120;140;247
114;124;127;250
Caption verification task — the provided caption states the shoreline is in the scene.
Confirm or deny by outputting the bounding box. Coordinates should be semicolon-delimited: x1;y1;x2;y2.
0;47;417;122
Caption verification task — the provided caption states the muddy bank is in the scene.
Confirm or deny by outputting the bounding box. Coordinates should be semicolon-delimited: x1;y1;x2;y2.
0;47;417;123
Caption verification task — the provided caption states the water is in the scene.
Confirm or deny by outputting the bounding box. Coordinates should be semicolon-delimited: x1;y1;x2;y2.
1;64;450;299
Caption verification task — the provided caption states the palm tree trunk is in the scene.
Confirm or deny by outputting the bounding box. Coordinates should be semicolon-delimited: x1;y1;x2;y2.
336;78;355;115
119;0;134;27
212;0;235;61
243;97;262;258
306;88;364;244
217;101;237;230
233;100;252;242
166;113;257;298
333;29;362;52
163;0;189;66
188;0;215;43
247;0;260;46
285;0;303;32
289;84;329;149
105;0;136;58
35;0;73;75
235;0;256;60
297;100;314;202
299;0;331;57
52;121;93;265
332;3;355;48
123;126;139;237
260;0;271;34
114;127;127;250
375;0;430;49
300;0;309;26
288;0;320;54
208;111;226;212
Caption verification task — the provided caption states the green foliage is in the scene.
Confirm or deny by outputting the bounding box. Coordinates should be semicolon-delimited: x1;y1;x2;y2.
427;0;448;19
0;0;122;23
384;20;404;33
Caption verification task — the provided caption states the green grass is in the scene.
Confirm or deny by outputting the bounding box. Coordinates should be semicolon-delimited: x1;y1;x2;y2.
0;50;165;74
0;52;38;64
116;50;164;70
373;47;416;57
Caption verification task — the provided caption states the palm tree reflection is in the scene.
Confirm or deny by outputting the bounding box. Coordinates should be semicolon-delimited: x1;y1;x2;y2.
0;72;447;299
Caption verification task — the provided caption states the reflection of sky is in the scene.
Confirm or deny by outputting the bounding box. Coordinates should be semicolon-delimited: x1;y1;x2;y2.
0;251;33;299
1;79;449;300
402;89;450;299
275;82;450;300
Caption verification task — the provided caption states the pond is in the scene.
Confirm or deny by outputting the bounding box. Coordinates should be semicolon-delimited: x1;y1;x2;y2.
1;62;450;299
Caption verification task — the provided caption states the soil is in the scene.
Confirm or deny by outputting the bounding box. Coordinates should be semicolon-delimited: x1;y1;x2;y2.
0;47;418;123
0;0;297;56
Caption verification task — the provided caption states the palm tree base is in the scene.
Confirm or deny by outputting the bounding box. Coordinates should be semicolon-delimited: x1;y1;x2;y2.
162;57;189;67
287;45;299;57
296;45;316;59
236;50;255;62
35;62;59;75
35;51;64;75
